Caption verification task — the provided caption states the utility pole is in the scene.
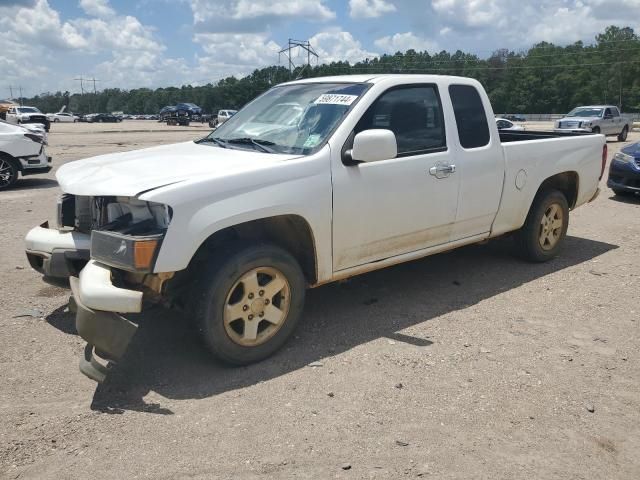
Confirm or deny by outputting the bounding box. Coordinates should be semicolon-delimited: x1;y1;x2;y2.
619;62;623;110
74;76;85;95
8;86;13;99
90;77;100;94
19;86;23;105
278;39;318;78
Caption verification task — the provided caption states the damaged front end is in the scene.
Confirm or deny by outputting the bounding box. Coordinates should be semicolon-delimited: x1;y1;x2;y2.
26;194;175;382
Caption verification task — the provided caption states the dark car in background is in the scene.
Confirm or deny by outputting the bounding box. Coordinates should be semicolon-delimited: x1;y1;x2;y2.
504;114;526;122
87;113;121;123
608;142;640;196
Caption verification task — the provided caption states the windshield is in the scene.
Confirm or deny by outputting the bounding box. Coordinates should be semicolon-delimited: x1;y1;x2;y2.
18;107;40;113
203;83;369;155
567;108;602;117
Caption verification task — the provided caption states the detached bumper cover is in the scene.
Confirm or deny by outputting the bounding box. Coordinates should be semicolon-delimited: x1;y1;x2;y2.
25;223;90;279
70;260;143;382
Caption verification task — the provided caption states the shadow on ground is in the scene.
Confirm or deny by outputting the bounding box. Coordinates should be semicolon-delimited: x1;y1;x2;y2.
45;235;617;414
10;178;58;191
608;192;640;204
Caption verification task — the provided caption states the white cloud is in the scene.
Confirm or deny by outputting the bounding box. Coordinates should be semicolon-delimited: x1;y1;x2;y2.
431;0;505;29
375;32;439;53
79;0;115;18
309;29;378;64
233;0;335;20
428;0;640;47
349;0;397;18
0;0;87;50
189;0;335;32
193;33;281;80
72;15;164;54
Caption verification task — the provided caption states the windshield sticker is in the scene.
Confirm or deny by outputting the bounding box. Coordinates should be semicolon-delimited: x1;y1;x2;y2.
314;94;358;106
303;134;322;148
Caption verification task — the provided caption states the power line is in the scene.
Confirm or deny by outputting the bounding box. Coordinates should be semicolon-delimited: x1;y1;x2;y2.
278;39;318;77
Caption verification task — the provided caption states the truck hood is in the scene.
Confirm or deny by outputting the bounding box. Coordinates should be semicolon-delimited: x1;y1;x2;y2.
560;117;599;123
56;141;300;197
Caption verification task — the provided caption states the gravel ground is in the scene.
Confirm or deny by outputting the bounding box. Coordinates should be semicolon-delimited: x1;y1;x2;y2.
1;121;639;479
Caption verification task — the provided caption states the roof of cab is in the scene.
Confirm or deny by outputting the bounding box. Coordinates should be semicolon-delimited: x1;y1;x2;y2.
281;74;478;86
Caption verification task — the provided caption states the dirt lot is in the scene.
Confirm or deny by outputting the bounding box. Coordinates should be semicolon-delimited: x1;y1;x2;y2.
1;121;639;479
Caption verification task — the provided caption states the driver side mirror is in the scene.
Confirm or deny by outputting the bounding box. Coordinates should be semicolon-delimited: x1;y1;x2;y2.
348;129;397;163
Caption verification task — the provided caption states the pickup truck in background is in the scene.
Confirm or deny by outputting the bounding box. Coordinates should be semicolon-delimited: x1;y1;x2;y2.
554;105;631;141
24;74;605;382
5;105;50;131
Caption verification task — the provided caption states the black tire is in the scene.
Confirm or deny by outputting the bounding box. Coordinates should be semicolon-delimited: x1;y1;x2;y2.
54;118;59;123
0;156;19;190
592;126;600;134
193;243;306;365
514;189;569;262
618;126;628;142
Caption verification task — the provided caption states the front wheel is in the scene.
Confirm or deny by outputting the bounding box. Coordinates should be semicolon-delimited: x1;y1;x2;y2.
193;244;306;365
0;157;19;190
514;189;569;262
592;126;600;135
618;126;628;142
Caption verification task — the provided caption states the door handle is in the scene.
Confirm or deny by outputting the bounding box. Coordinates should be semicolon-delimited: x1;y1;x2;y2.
429;164;456;178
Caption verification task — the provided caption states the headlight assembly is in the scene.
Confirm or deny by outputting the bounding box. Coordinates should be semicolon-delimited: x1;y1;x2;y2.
91;230;163;273
613;152;634;165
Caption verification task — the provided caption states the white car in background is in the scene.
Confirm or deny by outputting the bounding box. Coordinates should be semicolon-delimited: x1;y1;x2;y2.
0;120;52;189
496;117;525;131
47;112;79;123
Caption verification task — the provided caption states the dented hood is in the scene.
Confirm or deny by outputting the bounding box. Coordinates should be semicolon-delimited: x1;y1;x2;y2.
56;141;297;196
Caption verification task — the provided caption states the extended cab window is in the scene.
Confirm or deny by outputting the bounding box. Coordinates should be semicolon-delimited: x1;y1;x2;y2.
449;85;490;149
356;85;446;156
611;107;620;117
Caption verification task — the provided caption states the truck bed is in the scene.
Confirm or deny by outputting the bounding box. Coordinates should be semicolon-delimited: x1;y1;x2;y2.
498;130;595;143
499;130;594;143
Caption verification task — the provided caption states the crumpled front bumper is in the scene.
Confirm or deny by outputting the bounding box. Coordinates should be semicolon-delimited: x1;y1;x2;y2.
70;260;143;382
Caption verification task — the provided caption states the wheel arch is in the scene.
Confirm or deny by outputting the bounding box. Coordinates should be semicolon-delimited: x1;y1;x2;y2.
189;214;318;286
536;171;579;209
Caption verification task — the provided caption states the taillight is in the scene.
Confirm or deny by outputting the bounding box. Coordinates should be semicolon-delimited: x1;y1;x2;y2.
599;144;607;180
24;133;42;144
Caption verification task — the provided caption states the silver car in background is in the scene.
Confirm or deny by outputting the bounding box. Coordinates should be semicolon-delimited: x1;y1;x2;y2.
554;105;631;141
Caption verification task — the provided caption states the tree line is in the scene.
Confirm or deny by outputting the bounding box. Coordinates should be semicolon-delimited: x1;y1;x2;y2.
20;25;640;115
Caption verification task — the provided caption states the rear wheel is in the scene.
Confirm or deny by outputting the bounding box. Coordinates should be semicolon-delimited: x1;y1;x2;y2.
0;156;19;190
193;243;306;365
618;126;628;142
514;189;569;262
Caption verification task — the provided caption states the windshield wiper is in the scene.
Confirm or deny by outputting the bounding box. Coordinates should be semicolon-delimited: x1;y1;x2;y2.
226;137;276;153
196;137;228;148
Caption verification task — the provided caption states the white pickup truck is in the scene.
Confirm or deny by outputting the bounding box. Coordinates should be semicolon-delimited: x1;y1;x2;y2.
24;75;605;382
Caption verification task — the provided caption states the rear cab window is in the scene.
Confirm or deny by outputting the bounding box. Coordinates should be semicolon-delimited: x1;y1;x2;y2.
449;85;490;149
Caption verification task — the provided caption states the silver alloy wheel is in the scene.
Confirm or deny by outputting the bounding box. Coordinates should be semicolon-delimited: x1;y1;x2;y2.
0;159;15;188
539;203;564;250
223;266;291;346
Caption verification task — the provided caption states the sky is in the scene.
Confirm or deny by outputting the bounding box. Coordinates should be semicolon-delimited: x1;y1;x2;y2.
1;0;639;97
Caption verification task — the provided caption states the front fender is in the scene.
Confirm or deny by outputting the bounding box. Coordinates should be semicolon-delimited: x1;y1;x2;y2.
144;149;333;283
